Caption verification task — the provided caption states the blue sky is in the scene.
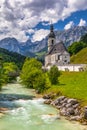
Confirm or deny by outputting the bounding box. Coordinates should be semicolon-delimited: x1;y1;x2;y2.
0;0;87;42
36;10;87;30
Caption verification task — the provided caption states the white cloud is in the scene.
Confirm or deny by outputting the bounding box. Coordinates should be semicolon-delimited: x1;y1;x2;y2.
32;29;49;42
78;19;86;26
0;0;87;41
64;21;74;30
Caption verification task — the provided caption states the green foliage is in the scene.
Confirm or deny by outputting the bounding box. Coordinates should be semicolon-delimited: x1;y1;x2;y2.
80;33;87;45
20;58;47;93
48;65;61;85
68;41;85;55
0;48;26;69
68;33;87;56
0;68;4;90
3;62;19;83
0;56;5;89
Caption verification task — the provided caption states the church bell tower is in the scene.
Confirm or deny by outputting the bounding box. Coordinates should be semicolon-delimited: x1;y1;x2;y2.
48;24;56;52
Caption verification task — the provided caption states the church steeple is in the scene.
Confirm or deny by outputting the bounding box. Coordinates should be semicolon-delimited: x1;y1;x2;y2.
50;24;54;32
48;24;56;52
48;24;55;38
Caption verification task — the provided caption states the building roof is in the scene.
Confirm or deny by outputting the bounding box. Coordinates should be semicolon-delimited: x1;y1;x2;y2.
47;41;68;55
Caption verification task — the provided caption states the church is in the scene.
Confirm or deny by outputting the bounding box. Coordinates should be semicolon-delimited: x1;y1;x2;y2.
45;25;86;71
45;24;70;67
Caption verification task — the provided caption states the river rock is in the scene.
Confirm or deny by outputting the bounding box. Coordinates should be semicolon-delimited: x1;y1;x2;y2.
67;108;75;116
0;107;8;111
70;115;82;121
43;94;51;99
44;99;52;104
61;103;67;107
83;106;87;119
74;108;81;116
57;96;66;102
72;103;79;109
67;99;78;105
66;103;72;108
60;108;67;116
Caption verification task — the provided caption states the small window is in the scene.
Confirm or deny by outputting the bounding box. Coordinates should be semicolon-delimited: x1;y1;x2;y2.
64;60;67;62
58;55;60;60
65;68;69;71
79;68;84;72
52;40;54;45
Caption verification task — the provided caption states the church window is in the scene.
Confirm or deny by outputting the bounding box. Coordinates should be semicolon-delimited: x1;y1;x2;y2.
58;55;60;60
64;60;67;62
52;40;54;45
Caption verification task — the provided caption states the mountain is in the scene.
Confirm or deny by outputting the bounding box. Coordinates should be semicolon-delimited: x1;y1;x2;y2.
55;26;87;46
71;47;87;64
0;26;87;56
0;48;26;69
0;38;20;53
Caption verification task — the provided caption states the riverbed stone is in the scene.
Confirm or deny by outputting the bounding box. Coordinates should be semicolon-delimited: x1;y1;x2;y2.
70;115;82;121
44;99;52;104
66;103;72;108
67;108;75;116
57;96;66;102
60;108;67;116
43;94;50;99
67;99;78;105
72;103;79;109
44;95;87;124
83;106;87;119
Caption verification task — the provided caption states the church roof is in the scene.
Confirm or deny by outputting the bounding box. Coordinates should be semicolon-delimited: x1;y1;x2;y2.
47;41;68;55
48;31;55;38
48;24;55;38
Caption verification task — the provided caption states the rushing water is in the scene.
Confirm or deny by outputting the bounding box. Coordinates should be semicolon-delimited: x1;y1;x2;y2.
0;84;86;130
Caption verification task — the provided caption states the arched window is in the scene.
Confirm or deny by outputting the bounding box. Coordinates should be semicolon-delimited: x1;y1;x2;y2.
52;40;54;45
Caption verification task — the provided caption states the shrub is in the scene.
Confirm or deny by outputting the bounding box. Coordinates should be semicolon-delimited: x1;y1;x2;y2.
20;58;47;93
48;65;61;85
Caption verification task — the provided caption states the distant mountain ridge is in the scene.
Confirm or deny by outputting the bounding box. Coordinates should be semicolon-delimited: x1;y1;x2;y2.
0;26;87;56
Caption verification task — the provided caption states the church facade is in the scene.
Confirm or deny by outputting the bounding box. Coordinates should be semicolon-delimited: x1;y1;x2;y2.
44;25;86;71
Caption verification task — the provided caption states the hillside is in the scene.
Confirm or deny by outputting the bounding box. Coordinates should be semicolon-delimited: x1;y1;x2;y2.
70;47;87;64
0;48;26;69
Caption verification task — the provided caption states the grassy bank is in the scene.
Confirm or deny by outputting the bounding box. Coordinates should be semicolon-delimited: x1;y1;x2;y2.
46;71;87;106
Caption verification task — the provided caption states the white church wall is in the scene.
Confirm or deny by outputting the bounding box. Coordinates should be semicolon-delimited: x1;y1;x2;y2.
45;64;86;72
45;55;51;66
51;54;55;64
57;64;86;71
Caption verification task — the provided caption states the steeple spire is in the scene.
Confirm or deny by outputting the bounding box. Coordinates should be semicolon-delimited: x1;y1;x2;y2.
50;24;54;32
48;24;55;38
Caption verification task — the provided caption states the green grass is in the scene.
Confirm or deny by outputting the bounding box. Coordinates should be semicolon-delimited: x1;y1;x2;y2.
46;71;87;106
71;47;87;64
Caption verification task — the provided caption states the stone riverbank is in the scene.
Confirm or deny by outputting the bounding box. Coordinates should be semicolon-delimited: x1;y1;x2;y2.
43;94;87;125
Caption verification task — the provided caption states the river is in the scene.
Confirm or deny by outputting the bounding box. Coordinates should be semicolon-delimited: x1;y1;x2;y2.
0;83;86;130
